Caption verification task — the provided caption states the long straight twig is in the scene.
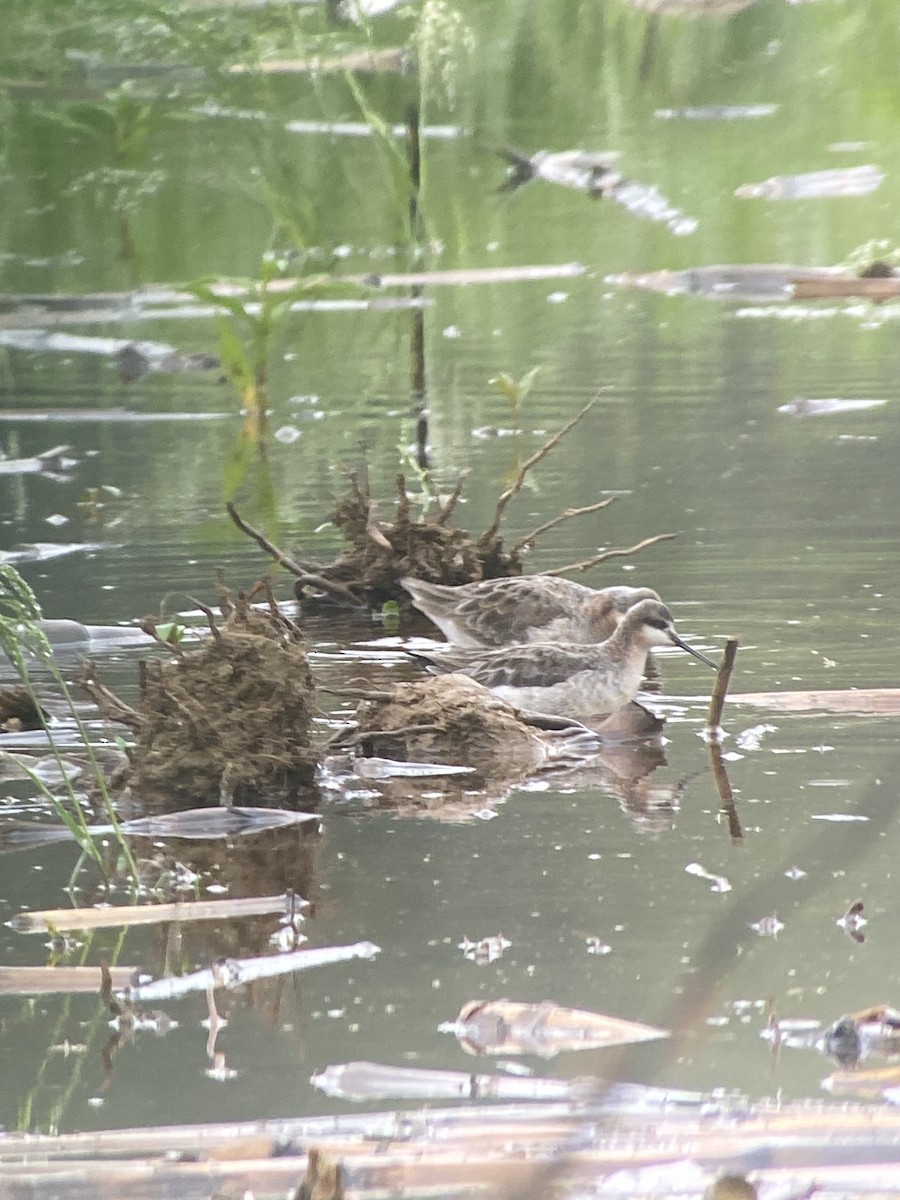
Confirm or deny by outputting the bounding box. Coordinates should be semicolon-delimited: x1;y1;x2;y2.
9;893;300;935
511;497;616;557
478;399;597;549
540;532;677;576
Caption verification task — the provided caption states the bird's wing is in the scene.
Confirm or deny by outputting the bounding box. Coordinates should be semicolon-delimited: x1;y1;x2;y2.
412;644;585;690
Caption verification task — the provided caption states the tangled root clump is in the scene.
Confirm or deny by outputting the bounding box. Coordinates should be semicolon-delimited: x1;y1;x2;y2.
319;474;522;609
130;603;317;807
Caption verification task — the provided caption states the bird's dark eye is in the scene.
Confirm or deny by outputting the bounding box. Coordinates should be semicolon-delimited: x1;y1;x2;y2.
647;618;670;630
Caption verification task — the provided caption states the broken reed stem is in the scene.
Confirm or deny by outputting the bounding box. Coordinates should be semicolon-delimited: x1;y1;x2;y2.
226;502;365;608
478;398;597;549
791;276;900;301
511;497;616;557
541;532;677;577
706;637;739;733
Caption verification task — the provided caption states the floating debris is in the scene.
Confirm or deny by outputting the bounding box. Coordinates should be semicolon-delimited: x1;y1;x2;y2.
836;900;867;945
109;1008;176;1037
655;104;777;120
0;806;320;851
0;409;229;423
458;934;511;965
496;147;696;235
0;965;146;996
0;329;219;379
441;998;668;1058
229;48;409;76
311;1060;586;1103
353;756;476;779
734;723;776;751
734;687;900;714
810;813;869;822
0;443;77;480
621;0;757;11
735;164;883;201
608;178;698;235
770;1005;900;1090
120;940;380;1003
778;397;886;417
749;914;784;938
685;862;732;893
0;541;114;565
496;147;621;195
585;937;612;956
8;891;306;935
607;263;850;303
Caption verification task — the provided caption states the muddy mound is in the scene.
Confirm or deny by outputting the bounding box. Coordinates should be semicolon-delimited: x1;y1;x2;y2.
125;598;316;807
348;674;594;779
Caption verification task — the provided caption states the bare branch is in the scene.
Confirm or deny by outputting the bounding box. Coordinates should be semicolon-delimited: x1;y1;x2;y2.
184;595;221;640
435;471;470;526
511;497;616;557
478;399;598;550
226;503;366;608
78;664;143;731
540;532;677;576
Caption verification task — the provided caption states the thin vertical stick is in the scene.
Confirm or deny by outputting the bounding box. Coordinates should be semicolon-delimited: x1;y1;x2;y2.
706;637;739;734
704;638;741;841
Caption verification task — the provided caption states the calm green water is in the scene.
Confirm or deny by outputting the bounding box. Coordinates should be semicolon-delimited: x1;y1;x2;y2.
2;0;900;1136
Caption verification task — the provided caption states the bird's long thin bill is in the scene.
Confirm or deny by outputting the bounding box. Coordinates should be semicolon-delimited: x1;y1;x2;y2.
670;634;718;669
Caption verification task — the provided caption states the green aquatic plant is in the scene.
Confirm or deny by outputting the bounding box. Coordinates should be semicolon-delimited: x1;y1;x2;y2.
490;365;541;417
0;566;136;882
186;255;343;508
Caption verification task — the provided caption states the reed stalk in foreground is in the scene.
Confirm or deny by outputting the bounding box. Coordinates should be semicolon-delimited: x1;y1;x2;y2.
0;565;137;885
